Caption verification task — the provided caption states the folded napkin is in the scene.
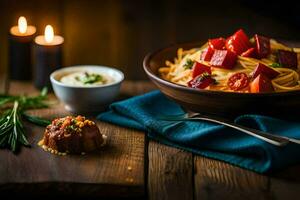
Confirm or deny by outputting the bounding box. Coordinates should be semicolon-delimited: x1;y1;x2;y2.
98;90;300;173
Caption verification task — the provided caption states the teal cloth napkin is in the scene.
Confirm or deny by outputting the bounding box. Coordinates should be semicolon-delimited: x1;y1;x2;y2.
98;90;300;173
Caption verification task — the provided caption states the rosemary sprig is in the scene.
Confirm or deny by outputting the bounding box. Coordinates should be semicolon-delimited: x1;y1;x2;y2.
0;88;51;153
0;101;30;152
23;113;51;127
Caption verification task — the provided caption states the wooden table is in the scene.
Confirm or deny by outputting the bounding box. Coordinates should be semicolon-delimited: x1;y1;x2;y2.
1;78;300;199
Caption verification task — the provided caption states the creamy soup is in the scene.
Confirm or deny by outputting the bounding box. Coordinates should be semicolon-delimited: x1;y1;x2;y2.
60;71;114;86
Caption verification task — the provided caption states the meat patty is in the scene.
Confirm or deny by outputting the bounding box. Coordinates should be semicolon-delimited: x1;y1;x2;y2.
41;115;105;154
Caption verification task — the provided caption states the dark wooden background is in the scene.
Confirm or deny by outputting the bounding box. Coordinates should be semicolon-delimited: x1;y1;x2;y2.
0;0;300;80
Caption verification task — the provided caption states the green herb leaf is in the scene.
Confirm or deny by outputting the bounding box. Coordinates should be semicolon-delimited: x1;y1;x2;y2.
0;101;30;153
269;63;282;68
183;59;194;70
75;72;103;84
67;124;77;132
22;113;51;127
83;74;102;84
0;89;50;154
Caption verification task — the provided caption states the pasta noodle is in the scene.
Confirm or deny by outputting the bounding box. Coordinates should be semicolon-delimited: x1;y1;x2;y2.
160;38;300;92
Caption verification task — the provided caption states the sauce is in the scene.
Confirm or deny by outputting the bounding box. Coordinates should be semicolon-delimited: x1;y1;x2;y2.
60;71;114;86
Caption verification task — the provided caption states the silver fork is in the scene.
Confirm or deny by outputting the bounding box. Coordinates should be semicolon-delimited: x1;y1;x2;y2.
157;112;300;146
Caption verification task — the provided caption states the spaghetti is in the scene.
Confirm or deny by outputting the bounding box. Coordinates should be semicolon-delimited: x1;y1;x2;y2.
159;30;300;93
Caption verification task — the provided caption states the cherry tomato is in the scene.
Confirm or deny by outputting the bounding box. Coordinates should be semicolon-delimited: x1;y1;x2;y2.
227;72;249;91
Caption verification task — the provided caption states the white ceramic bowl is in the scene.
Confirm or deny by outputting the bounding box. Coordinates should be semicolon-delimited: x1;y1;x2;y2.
50;65;124;113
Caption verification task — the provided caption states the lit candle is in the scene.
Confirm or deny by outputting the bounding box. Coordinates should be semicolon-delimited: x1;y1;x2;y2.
9;16;36;80
33;25;64;89
34;25;64;46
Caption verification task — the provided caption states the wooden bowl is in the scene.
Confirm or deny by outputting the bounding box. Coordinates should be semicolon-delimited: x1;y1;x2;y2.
143;42;300;117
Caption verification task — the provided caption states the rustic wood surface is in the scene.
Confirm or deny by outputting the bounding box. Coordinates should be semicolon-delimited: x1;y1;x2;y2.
148;143;194;200
0;81;146;198
0;80;300;199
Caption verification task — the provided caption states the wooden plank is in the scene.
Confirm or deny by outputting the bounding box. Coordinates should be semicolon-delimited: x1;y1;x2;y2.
269;165;300;199
120;80;194;200
194;156;271;200
127;79;195;200
148;142;194;200
0;81;146;198
269;178;300;200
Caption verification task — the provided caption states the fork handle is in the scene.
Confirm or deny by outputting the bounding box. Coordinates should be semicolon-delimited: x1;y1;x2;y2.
189;117;289;146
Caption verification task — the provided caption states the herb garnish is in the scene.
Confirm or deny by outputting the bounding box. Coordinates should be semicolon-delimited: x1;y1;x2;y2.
80;72;103;84
0;88;51;153
269;63;282;68
195;72;214;82
183;59;194;70
67;124;77;132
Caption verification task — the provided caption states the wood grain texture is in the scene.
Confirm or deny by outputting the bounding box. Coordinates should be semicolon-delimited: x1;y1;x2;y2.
0;81;147;198
194;156;271;200
268;165;300;200
148;142;193;200
2;80;300;199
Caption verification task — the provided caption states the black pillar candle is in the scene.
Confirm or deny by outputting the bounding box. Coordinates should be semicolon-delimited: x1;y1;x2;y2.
9;17;36;80
33;25;64;89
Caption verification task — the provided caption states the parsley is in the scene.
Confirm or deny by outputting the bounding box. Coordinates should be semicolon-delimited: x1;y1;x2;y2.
269;63;282;68
183;59;194;70
78;72;103;84
67;124;77;132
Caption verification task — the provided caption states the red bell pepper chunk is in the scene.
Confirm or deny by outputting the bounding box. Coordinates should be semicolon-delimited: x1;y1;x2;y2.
251;63;280;79
225;29;251;55
208;37;225;50
200;47;214;61
250;74;274;93
225;36;240;54
210;49;237;69
234;29;251;49
254;34;270;58
241;47;256;58
278;50;298;68
188;74;214;89
192;62;211;78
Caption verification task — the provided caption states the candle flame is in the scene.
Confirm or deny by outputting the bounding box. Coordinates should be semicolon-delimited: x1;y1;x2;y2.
18;16;27;34
45;25;54;43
